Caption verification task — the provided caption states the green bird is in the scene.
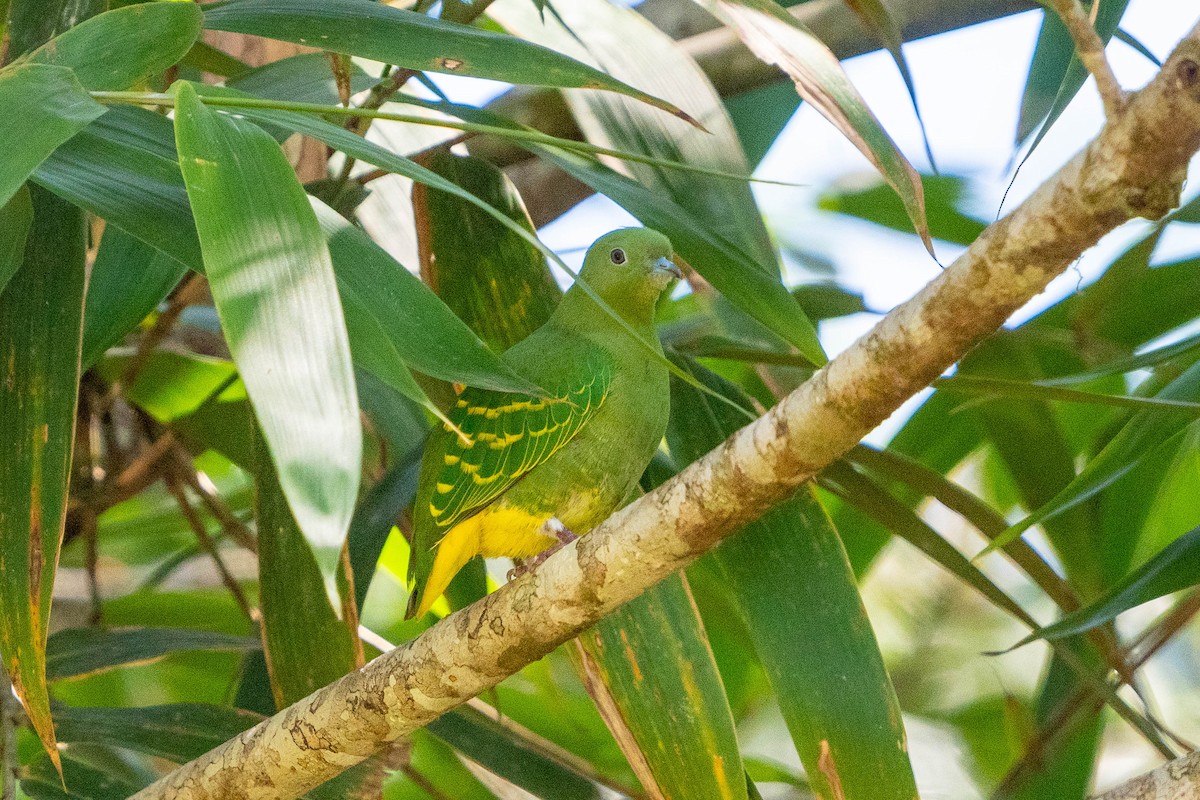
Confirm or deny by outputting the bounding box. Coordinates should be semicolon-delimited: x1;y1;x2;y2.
406;227;681;619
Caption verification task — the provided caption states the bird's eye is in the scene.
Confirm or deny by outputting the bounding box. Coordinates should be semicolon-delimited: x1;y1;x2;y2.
609;248;627;265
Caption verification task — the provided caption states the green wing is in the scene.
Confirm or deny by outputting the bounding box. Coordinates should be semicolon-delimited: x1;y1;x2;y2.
429;360;612;531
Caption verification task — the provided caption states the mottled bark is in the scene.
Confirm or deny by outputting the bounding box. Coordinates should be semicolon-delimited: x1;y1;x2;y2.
1093;750;1200;800
132;18;1200;800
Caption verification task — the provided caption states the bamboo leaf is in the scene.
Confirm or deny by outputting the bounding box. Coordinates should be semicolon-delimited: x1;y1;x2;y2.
32;104;203;270
53;702;263;761
667;357;919;800
697;0;932;255
840;0;936;169
491;0;777;267
575;577;750;800
0;63;105;207
412;151;560;353
313;196;540;394
0;185;32;296
46;627;260;682
202;0;696;123
254;436;358;708
22;1;202;90
82;226;188;369
982;360;1200;556
1006;524;1200;650
0;185;88;770
174;82;361;576
226;51;381;106
1017;1;1130;148
428;706;604;800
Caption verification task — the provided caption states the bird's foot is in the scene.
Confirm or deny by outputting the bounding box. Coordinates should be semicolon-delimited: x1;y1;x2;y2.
506;518;577;581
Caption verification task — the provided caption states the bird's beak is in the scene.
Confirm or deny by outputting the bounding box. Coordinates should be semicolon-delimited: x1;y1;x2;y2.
655;256;683;280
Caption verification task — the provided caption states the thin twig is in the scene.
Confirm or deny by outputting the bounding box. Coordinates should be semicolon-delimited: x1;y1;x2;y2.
173;454;258;554
164;473;256;622
1050;0;1127;117
102;274;207;410
1128;587;1200;668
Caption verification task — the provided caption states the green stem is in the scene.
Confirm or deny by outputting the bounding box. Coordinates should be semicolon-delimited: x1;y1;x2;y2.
89;91;788;186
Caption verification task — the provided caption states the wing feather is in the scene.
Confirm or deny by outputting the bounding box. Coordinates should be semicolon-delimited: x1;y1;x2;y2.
428;358;612;531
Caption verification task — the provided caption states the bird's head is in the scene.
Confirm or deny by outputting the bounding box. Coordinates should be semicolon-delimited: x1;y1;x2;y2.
577;228;680;318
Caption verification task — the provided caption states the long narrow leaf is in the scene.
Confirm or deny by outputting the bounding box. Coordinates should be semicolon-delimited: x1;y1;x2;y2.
46;627;260;682
982;360;1200;556
21;1;202;90
697;0;932;255
0;185;88;770
0;64;105;207
32;104;203;270
202;0;695;122
174;82;361;577
841;0;936;169
313;196;539;394
0;185;32;296
667;358;918;800
255;437;357;708
1007;525;1200;649
576;577;751;800
81;226;188;369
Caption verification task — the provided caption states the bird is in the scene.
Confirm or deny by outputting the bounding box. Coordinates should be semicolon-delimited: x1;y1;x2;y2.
406;227;681;620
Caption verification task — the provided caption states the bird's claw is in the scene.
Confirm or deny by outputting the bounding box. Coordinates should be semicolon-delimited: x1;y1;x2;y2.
506;518;577;582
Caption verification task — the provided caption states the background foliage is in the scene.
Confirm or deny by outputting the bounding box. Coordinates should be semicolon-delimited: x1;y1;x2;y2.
0;0;1197;798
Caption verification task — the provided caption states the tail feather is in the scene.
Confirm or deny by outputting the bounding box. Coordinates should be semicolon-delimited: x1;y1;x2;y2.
407;517;481;620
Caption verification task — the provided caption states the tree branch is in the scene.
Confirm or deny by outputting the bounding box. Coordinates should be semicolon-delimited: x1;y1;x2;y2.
131;20;1200;800
1049;0;1127;117
1092;750;1200;799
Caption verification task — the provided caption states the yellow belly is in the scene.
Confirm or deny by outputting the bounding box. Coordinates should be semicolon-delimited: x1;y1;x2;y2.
413;490;605;619
474;504;557;559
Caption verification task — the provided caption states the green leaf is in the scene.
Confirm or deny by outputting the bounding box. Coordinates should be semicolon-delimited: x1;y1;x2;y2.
428;707;603;800
1017;2;1130;146
536;146;826;366
95;350;241;423
841;0;936;170
491;0;777;267
0;185;88;769
254;435;358;708
202;0;695;122
1008;524;1200;649
21;751;140;800
227;51;382;105
933;374;1200;415
32;104;203;271
983;360;1200;556
174;82;361;576
0;64;105;207
53;702;263;761
180;40;252;79
0;185;32;296
21;1;202;90
576;576;750;800
82;226;188;368
698;0;932;255
666;358;919;800
818;173;985;246
46;626;261;682
314;196;539;393
412;151;560;353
